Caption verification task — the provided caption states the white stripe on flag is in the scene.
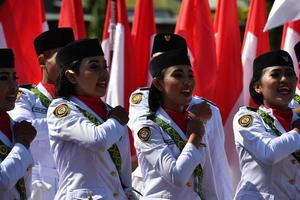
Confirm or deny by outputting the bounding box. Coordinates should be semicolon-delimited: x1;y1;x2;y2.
105;24;125;107
282;26;300;77
0;23;7;48
242;32;258;105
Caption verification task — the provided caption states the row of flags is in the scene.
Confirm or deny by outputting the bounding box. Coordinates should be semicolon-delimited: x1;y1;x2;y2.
1;0;300;187
0;0;86;85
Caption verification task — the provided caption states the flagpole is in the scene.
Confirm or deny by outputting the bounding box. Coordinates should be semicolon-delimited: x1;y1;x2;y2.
108;0;116;68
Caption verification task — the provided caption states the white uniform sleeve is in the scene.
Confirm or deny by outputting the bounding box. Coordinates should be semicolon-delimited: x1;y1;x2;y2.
233;109;300;165
133;120;205;187
0;143;33;190
206;106;233;200
120;129;132;188
47;101;126;152
8;89;47;137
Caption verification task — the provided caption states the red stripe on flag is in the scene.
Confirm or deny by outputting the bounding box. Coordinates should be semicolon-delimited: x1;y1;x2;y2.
0;0;45;84
131;0;156;88
59;0;86;39
175;0;217;100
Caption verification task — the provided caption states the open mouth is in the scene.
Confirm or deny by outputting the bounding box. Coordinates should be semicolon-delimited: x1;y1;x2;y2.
96;82;107;88
278;86;291;95
181;89;192;97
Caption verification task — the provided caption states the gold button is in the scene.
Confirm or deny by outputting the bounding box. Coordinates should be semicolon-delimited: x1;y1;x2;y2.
111;171;117;176
113;192;119;197
291;159;298;164
289;179;296;185
186;181;192;187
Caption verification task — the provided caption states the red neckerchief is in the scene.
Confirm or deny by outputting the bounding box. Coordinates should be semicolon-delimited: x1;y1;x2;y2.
76;95;107;120
164;108;189;133
0;113;12;142
41;83;55;98
272;108;293;132
297;83;300;90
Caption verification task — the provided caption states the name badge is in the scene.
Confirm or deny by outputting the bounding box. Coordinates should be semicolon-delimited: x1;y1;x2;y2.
32;107;47;114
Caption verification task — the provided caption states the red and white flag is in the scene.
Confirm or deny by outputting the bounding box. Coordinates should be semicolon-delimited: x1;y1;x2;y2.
0;0;47;84
214;0;243;187
102;0;135;110
131;0;156;87
175;0;217;100
281;20;300;77
58;0;86;39
214;0;243;124
242;0;269;106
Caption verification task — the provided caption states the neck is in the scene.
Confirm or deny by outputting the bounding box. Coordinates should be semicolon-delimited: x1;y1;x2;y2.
162;103;185;113
264;103;289;111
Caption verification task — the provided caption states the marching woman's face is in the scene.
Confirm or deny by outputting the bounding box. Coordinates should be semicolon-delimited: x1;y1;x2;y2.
254;66;297;110
0;68;18;113
73;56;109;98
155;65;195;112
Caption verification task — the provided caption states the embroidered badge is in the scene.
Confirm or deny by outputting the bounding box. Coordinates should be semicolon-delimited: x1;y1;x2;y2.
138;127;151;142
131;93;143;104
16;90;23;101
53;104;70;118
238;114;253;128
0;145;8;156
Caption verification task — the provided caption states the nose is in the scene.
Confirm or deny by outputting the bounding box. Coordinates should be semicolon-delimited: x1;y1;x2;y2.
280;74;288;83
99;69;109;82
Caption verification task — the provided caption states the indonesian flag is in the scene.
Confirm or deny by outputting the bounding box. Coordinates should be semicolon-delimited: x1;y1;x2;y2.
131;0;156;87
214;0;243;187
175;0;217;100
281;20;300;77
0;0;47;84
264;0;300;31
242;0;269;106
102;0;135;110
58;0;86;39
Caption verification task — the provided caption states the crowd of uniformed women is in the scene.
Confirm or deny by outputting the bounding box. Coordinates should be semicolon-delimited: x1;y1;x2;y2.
1;27;300;200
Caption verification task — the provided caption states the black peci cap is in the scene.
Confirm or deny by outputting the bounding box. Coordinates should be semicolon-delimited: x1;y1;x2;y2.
56;38;104;67
34;28;75;55
294;41;300;63
253;50;294;73
0;48;14;68
150;48;191;77
151;33;187;56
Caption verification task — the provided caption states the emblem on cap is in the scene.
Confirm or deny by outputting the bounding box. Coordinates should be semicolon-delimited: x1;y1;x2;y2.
53;104;70;118
138;127;151;142
164;35;171;42
238;114;253;128
131;93;143;104
282;56;289;62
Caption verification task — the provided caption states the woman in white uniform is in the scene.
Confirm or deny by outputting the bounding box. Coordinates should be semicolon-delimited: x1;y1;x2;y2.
47;39;135;200
129;47;221;200
0;48;36;200
129;33;233;200
233;50;300;200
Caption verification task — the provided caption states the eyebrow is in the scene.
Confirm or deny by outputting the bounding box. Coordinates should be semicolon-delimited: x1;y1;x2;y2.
87;59;100;64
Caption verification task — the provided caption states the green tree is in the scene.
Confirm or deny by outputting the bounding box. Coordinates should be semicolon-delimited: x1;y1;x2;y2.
83;0;107;38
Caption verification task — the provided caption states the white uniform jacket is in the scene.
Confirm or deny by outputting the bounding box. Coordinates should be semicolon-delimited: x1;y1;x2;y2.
128;88;233;200
0;121;33;199
289;87;300;108
8;83;58;200
233;106;300;200
47;97;132;200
